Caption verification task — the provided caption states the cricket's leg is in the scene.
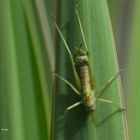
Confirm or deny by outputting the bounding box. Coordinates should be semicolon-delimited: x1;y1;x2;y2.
65;101;83;113
96;98;126;111
69;56;81;90
95;71;123;97
54;73;81;96
53;21;81;90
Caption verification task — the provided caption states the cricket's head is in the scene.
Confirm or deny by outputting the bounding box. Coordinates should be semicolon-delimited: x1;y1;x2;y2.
75;55;89;67
83;95;96;112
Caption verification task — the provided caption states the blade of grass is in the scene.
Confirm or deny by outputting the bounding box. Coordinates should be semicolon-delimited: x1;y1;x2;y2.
52;0;128;140
23;0;53;139
127;1;140;139
0;0;27;140
34;0;55;71
0;0;52;139
107;0;134;69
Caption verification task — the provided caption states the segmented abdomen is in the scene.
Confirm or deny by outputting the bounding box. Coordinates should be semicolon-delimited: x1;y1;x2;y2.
79;65;92;95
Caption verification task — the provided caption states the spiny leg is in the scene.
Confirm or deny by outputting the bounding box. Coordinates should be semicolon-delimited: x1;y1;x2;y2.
65;101;83;113
55;73;81;96
95;71;123;97
75;9;88;52
96;98;126;111
53;21;81;89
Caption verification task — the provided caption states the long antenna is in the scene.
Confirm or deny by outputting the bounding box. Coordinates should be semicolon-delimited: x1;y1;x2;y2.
52;20;72;57
75;9;88;51
52;17;81;88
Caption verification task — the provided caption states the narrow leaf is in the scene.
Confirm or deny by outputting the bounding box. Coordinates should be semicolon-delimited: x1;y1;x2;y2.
52;0;128;140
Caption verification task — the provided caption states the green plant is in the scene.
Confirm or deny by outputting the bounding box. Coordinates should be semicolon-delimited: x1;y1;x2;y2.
52;0;128;140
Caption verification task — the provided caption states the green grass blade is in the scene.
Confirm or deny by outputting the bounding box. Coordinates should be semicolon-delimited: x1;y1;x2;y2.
127;1;140;139
52;0;128;140
23;0;53;139
34;0;55;71
0;0;29;139
0;0;53;140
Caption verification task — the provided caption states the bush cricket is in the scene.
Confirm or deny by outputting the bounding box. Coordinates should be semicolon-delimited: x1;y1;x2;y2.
53;9;125;113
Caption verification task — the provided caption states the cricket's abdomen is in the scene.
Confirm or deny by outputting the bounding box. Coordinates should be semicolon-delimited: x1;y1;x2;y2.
79;65;91;94
79;66;95;111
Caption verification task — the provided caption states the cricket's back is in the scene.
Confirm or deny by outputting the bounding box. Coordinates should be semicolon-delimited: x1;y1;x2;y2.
75;55;95;111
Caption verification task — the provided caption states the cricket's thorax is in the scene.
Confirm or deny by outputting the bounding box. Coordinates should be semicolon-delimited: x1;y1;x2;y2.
84;94;95;111
75;55;95;111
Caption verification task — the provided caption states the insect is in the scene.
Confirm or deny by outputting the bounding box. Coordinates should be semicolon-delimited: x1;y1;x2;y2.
53;9;125;112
